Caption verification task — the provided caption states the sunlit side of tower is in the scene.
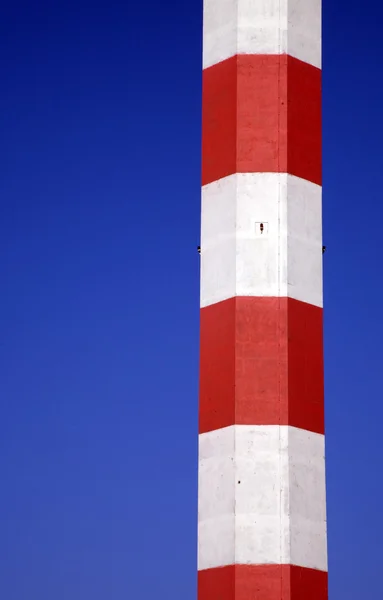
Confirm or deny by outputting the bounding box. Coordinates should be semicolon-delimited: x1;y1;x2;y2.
198;1;327;598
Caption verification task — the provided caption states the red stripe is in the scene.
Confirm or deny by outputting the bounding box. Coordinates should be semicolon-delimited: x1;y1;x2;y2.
202;54;321;186
198;564;328;600
199;297;324;435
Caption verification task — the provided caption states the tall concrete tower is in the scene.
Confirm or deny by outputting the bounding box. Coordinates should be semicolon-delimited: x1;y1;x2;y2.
198;1;327;599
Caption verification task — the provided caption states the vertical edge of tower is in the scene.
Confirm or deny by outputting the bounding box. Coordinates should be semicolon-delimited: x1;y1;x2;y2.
198;0;328;599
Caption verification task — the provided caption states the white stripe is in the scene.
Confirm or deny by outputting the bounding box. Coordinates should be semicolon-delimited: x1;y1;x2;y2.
203;0;321;70
200;173;323;308
198;425;327;572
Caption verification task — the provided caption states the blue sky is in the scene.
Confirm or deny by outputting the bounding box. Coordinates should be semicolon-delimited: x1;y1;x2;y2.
1;1;382;598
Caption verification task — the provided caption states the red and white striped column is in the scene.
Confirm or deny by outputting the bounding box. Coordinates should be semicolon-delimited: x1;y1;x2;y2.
198;1;327;599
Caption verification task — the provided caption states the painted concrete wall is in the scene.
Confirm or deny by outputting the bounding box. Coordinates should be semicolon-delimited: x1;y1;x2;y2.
203;0;321;69
200;173;322;308
198;425;327;571
198;0;326;597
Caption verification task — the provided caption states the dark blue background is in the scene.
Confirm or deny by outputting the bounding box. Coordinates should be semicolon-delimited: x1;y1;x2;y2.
1;1;382;598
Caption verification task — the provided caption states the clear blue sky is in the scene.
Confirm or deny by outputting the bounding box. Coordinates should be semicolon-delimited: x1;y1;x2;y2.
1;1;382;598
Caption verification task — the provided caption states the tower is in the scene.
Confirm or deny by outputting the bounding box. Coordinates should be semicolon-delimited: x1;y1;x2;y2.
198;1;327;599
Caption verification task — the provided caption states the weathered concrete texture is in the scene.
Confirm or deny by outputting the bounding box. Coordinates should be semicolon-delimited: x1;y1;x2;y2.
202;54;321;187
203;0;321;69
200;173;322;309
199;296;324;435
198;425;327;572
199;0;326;595
198;564;328;600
